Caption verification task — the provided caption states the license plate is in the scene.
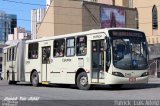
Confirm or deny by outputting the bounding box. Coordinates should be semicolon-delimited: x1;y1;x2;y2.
129;77;136;83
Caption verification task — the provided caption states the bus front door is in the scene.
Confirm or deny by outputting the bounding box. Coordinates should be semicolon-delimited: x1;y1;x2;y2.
41;46;51;82
91;40;105;83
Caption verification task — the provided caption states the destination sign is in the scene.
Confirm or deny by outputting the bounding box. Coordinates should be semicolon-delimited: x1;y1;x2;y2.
109;30;145;37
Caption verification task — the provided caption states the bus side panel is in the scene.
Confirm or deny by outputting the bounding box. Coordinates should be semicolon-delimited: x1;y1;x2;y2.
50;57;65;84
50;56;91;84
3;47;17;81
24;44;41;82
2;41;26;82
50;38;91;84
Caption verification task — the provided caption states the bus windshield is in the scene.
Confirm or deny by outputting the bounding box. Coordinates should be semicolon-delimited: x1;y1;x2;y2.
109;30;148;70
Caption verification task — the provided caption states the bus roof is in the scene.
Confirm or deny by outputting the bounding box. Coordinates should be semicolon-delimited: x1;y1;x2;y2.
26;28;143;43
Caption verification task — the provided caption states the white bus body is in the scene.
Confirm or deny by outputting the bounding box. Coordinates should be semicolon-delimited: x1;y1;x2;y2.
2;28;149;90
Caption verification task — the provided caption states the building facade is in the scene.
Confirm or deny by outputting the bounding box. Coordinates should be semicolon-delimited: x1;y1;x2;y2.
37;0;137;38
6;27;31;45
31;8;45;39
0;11;17;44
0;11;17;74
115;0;160;45
84;0;114;5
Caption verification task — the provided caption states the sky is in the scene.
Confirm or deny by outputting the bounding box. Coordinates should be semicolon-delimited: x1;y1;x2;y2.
0;0;46;31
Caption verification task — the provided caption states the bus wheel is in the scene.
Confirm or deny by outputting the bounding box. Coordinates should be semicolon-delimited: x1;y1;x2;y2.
76;72;91;90
31;71;39;87
109;84;123;89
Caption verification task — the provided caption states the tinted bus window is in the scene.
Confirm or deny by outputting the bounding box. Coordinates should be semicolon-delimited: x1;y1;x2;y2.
76;36;87;56
53;39;65;57
28;43;38;59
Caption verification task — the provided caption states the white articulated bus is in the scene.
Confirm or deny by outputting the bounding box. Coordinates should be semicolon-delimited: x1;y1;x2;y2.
2;28;149;90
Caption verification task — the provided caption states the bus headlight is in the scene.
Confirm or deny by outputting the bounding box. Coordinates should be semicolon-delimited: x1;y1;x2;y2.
141;72;149;77
112;72;125;77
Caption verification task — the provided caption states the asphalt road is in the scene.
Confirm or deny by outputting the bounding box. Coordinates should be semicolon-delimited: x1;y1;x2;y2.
0;78;160;106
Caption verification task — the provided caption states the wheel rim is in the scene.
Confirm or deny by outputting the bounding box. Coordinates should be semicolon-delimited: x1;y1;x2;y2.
80;76;88;86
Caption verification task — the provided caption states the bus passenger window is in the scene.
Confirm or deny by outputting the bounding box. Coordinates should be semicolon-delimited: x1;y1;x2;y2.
6;47;16;61
76;36;87;56
12;47;14;61
53;39;65;57
66;38;75;56
13;47;16;60
7;49;9;61
7;49;10;61
9;48;11;61
28;43;38;59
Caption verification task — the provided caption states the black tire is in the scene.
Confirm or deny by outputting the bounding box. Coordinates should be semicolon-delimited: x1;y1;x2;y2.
109;84;123;89
8;81;12;85
31;71;39;87
76;72;91;90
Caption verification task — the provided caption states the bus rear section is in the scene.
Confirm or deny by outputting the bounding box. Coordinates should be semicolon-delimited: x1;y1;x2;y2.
2;40;26;84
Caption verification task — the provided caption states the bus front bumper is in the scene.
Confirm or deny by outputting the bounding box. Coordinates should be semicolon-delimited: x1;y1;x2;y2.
105;73;149;84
